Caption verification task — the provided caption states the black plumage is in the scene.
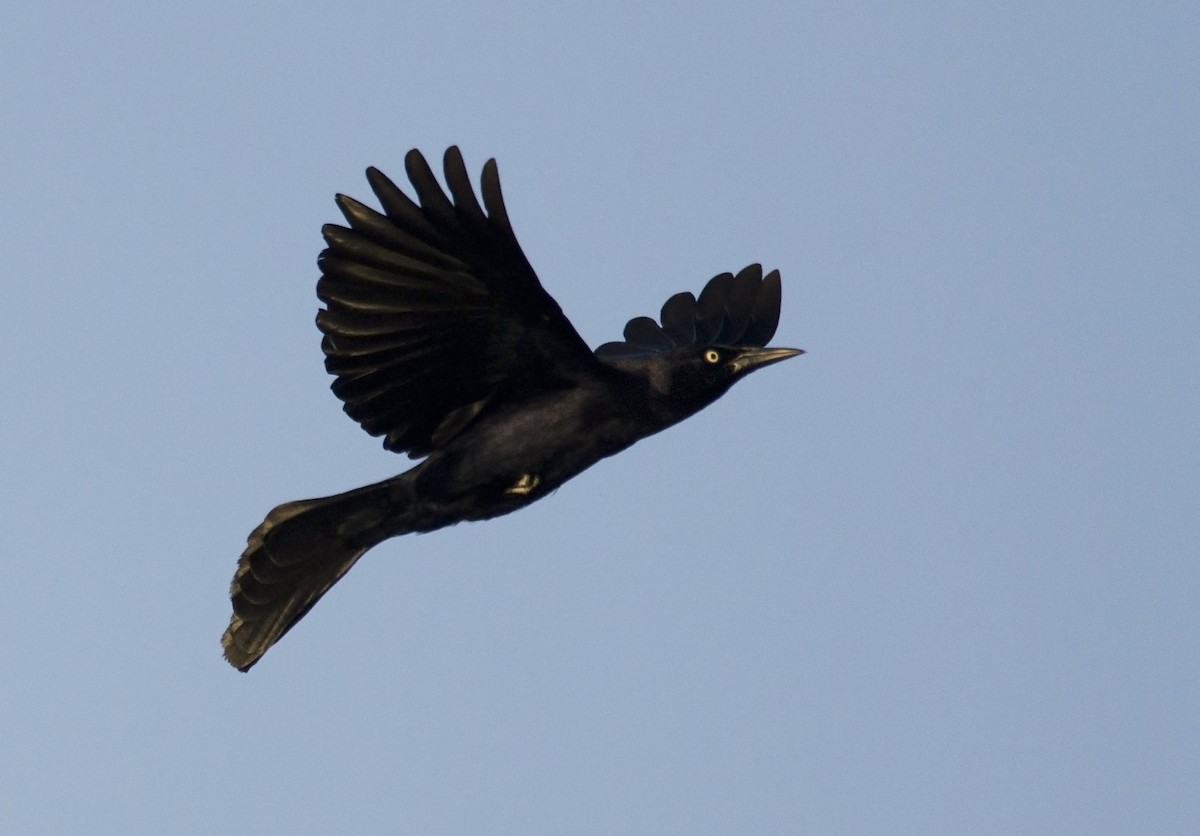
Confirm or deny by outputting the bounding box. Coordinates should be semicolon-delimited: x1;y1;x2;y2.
222;147;803;671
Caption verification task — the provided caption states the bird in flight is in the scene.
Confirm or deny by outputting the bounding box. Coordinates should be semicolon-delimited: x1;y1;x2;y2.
222;147;803;671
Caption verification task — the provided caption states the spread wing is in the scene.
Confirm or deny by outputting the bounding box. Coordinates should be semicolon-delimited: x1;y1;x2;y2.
316;147;601;457
594;264;783;360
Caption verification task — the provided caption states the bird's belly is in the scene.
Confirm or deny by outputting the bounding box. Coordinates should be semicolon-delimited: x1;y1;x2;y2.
414;399;639;514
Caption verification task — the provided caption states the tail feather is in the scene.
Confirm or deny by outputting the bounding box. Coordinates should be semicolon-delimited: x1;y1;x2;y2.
221;480;396;671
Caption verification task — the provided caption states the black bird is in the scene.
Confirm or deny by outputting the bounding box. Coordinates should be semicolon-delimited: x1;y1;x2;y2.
222;147;802;671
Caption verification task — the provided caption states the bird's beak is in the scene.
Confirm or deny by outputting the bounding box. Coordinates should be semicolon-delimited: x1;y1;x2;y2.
730;346;805;374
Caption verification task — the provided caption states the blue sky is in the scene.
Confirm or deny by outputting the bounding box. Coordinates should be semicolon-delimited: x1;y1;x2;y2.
2;2;1197;833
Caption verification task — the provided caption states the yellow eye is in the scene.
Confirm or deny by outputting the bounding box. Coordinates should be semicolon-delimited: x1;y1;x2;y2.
703;349;721;364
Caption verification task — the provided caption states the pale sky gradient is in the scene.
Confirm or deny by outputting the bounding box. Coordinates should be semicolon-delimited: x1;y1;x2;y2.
3;3;1197;833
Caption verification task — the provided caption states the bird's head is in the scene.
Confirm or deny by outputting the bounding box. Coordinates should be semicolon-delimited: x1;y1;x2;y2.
596;265;803;424
633;343;803;421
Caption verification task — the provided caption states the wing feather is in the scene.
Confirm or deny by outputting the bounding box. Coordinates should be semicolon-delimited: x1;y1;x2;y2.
742;269;782;346
659;292;697;345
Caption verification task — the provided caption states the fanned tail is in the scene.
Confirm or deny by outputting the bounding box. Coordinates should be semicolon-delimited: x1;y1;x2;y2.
221;479;400;671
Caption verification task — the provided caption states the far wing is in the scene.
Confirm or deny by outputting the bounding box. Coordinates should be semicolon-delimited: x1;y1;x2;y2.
595;264;783;360
316;147;601;457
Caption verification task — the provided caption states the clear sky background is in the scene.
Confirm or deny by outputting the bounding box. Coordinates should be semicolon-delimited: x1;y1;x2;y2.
2;2;1197;833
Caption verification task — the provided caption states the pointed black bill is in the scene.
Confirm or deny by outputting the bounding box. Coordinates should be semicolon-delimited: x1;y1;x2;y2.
729;346;805;374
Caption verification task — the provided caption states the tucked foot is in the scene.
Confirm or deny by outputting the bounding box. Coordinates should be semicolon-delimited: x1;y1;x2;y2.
504;473;541;496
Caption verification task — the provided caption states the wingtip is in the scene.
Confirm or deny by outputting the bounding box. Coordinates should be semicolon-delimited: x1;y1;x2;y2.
221;622;258;672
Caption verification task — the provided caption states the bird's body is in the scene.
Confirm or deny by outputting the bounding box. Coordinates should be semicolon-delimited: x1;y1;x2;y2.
222;147;802;671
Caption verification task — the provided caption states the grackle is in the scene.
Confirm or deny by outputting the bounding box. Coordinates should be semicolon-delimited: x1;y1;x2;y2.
222;147;803;670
